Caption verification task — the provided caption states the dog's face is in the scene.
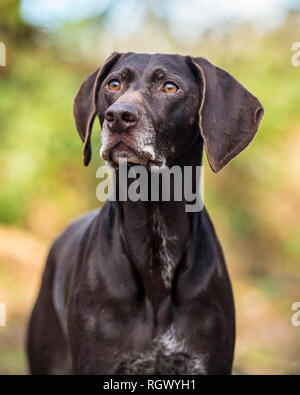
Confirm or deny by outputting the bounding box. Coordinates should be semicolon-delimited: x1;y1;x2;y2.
74;52;264;172
98;53;200;169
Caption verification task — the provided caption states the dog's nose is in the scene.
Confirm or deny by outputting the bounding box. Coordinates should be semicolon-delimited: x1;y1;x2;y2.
105;103;139;131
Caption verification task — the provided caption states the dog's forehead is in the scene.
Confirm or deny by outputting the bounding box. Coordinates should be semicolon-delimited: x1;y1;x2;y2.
110;53;194;80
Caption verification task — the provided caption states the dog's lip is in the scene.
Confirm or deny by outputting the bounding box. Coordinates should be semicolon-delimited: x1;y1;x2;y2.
100;137;165;169
103;140;163;168
111;143;148;166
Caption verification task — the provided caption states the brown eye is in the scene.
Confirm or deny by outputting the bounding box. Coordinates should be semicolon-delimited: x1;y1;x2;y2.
163;82;178;94
108;79;121;91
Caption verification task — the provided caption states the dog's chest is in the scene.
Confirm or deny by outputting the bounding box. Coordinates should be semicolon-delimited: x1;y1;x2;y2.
148;209;178;289
116;326;206;375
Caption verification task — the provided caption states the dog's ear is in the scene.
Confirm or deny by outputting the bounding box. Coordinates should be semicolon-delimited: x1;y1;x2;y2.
187;57;264;172
73;52;121;166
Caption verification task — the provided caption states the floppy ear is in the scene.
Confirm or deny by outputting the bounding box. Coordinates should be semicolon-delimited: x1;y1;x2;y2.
187;57;264;172
73;52;121;166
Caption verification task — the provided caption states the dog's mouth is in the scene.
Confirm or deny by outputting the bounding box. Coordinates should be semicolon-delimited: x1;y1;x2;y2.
103;141;163;169
111;142;148;167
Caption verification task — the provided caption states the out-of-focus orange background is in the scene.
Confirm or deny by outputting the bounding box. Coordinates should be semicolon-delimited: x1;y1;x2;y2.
0;0;299;374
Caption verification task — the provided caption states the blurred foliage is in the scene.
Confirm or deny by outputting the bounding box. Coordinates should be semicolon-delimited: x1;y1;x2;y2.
0;0;34;43
0;0;299;374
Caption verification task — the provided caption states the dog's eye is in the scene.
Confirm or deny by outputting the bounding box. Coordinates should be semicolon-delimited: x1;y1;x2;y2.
108;79;121;91
162;82;178;94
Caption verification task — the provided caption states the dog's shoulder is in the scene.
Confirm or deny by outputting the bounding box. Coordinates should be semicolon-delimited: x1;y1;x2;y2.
51;209;99;255
46;209;100;332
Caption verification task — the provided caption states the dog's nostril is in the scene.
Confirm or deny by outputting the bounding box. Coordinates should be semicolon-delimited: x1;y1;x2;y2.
105;111;114;122
105;104;139;130
122;111;137;124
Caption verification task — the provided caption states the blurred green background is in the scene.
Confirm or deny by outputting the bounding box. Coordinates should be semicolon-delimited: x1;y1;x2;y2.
0;0;300;374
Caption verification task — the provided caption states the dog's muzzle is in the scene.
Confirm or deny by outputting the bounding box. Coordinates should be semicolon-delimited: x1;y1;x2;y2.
111;142;148;166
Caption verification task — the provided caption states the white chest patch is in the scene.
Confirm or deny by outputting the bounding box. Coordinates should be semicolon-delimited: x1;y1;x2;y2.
152;209;177;288
116;325;206;375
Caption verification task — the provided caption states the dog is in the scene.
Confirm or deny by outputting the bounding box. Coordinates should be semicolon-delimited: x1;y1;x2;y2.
27;52;264;375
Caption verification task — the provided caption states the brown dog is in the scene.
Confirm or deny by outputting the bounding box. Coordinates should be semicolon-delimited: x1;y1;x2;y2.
27;53;264;374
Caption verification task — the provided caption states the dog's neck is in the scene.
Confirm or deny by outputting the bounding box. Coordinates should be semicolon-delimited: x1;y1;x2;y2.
116;137;203;309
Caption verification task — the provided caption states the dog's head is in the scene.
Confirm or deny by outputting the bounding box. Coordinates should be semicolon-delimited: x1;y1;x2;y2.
73;52;264;172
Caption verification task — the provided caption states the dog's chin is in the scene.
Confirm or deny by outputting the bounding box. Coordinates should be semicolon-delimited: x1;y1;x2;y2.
102;142;165;170
111;149;148;167
107;143;148;168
